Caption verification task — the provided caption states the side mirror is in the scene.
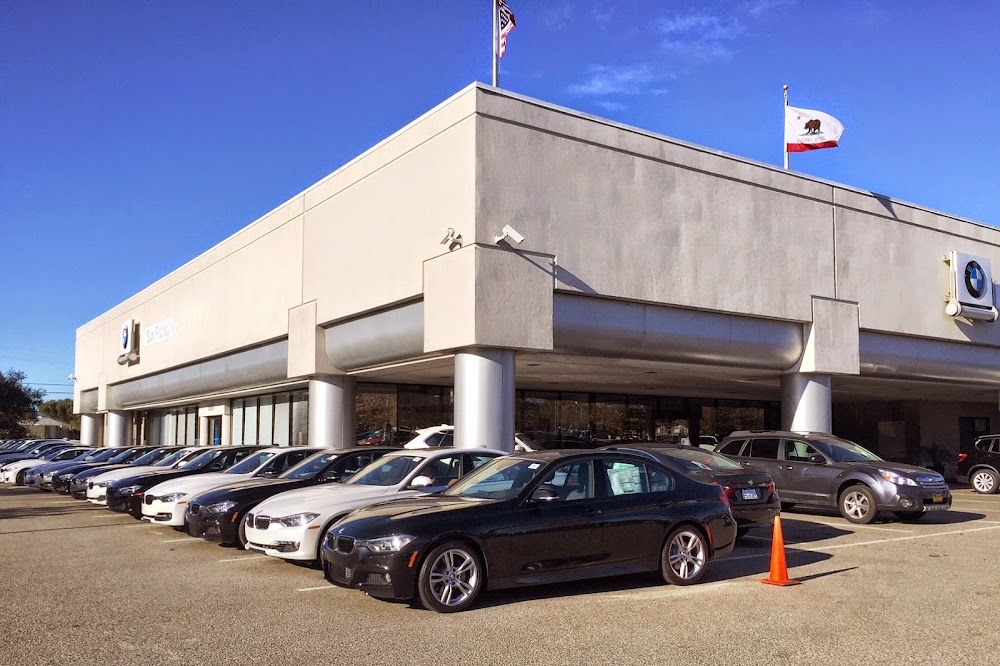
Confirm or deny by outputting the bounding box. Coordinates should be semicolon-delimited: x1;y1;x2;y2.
320;471;342;483
409;475;434;489
808;454;826;464
258;469;278;478
531;486;560;503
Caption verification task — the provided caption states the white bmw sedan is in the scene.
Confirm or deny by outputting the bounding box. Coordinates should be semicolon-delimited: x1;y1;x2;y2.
1;447;92;484
86;447;204;504
140;447;320;528
243;448;505;562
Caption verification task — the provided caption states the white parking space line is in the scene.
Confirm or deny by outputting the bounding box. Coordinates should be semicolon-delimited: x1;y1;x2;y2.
86;513;133;519
162;538;198;543
217;555;271;563
951;499;1000;505
297;585;336;592
723;524;1000;561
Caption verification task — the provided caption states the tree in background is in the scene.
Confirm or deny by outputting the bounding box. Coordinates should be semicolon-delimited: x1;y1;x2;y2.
0;369;44;438
40;398;81;431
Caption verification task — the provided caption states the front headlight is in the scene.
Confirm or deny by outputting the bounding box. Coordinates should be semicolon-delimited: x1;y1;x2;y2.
272;512;320;527
95;481;109;488
207;501;239;514
158;492;187;503
117;485;143;496
360;535;416;553
879;469;918;487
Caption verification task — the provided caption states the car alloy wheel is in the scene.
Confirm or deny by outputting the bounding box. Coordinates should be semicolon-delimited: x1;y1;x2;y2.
418;541;483;613
972;469;999;495
661;527;707;585
840;485;878;524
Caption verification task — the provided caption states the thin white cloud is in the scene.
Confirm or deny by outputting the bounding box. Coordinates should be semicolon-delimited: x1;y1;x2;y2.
543;1;574;30
592;0;617;28
657;1;793;62
568;64;671;97
596;100;627;112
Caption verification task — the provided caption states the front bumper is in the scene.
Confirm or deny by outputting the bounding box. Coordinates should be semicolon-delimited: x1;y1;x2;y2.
320;535;418;601
880;483;952;513
243;514;320;561
68;477;90;498
86;485;109;505
186;507;240;543
106;490;144;517
140;497;188;526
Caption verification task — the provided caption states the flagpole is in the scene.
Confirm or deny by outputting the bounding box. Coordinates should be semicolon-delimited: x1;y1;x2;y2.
782;84;789;170
492;0;499;87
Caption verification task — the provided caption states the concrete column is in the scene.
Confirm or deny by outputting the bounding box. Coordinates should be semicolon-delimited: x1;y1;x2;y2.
221;413;232;446
781;373;832;434
309;375;357;448
454;348;515;452
198;415;209;446
105;410;129;448
80;414;104;447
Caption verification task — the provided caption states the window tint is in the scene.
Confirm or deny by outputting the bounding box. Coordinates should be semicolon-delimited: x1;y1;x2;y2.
975;438;989;451
439;433;454;447
349;456;422;486
424;433;445;447
463;454;497;474
334;451;376;477
264;450;311;475
539;461;594;501
748;438;780;460
783;440;821;462
719;439;747;456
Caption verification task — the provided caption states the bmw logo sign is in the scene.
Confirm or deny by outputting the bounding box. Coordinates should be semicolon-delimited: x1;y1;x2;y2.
965;261;988;299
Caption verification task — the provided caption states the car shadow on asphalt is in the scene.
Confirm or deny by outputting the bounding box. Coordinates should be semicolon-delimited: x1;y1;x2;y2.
0;503;107;521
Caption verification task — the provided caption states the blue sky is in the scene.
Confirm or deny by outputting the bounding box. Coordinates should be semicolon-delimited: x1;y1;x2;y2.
2;0;998;401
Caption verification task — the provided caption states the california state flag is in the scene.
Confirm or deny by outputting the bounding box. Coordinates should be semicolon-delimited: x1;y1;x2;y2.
785;105;844;152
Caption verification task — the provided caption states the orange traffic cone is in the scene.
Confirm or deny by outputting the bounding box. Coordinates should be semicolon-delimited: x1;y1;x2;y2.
760;515;800;586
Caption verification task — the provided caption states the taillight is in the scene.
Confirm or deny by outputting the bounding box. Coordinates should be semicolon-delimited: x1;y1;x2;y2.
958;453;968;463
718;484;731;508
722;485;735;499
766;481;775;497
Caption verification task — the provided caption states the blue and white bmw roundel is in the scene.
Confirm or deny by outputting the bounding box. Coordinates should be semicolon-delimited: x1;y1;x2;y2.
965;261;987;299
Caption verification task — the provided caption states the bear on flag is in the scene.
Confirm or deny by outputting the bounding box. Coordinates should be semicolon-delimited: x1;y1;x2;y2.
784;105;844;152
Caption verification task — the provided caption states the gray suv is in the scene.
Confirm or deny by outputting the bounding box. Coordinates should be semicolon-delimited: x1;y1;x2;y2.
716;431;951;524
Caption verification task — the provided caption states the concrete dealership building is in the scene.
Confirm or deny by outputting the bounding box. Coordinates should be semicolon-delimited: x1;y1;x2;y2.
73;84;1000;474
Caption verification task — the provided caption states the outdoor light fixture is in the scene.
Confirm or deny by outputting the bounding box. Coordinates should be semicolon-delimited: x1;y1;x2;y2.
494;224;525;245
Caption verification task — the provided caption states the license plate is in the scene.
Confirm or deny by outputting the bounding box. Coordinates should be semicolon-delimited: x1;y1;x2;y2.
741;488;759;500
932;493;944;503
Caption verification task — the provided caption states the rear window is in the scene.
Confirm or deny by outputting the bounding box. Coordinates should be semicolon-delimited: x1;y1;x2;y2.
975;438;997;452
718;439;746;456
748;438;780;460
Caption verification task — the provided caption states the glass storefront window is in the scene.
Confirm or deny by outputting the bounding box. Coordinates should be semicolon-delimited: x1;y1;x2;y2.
291;391;308;446
356;383;398;445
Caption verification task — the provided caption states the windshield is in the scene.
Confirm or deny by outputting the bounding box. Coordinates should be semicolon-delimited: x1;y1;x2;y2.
107;449;140;464
86;449;120;462
155;450;193;468
41;449;65;460
126;448;164;465
280;452;338;480
659;448;743;471
445;458;541;500
820;438;883;463
180;450;221;470
225;451;275;475
54;449;89;461
348;455;422;486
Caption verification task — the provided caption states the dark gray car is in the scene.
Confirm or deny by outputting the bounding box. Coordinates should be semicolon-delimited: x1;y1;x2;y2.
716;431;951;524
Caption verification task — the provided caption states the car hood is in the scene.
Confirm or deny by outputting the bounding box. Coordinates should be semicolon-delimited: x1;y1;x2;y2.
4;459;45;471
839;461;941;478
147;472;254;497
333;496;490;537
190;478;305;505
251;483;400;518
91;465;167;483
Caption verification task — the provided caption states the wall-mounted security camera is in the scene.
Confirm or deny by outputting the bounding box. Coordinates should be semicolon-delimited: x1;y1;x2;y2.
494;224;525;245
440;228;463;251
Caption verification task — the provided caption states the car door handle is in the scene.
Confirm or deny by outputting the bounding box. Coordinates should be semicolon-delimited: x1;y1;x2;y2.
779;465;793;470
741;461;751;467
582;508;602;517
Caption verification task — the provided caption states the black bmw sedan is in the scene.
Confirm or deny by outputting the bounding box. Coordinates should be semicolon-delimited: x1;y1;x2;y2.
105;446;263;517
606;445;779;540
322;449;736;612
186;447;397;547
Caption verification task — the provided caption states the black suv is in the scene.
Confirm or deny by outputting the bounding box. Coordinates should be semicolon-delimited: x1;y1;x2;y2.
716;431;951;524
956;435;1000;494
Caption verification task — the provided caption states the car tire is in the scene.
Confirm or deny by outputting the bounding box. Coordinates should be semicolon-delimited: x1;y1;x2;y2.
417;541;485;613
661;526;709;586
894;512;925;523
780;502;796;512
735;527;751;541
15;470;26;486
839;485;878;524
971;468;999;495
236;516;249;550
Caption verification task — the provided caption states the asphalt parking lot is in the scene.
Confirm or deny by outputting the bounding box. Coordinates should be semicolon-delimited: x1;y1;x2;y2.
1;487;998;666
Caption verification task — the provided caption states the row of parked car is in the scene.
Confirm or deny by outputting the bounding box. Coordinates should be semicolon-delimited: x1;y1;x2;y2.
0;427;974;611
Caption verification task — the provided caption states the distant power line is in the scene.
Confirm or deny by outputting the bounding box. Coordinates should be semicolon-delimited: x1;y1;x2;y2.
28;383;74;387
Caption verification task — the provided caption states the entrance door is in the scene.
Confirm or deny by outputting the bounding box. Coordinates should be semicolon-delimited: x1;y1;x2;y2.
208;416;223;446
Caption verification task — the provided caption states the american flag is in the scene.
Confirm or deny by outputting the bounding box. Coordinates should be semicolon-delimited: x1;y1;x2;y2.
499;0;516;57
